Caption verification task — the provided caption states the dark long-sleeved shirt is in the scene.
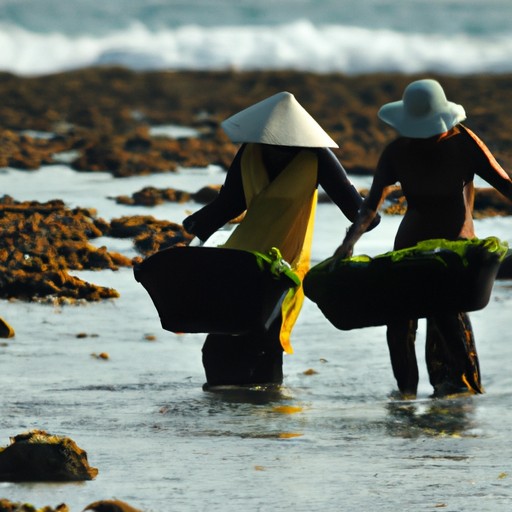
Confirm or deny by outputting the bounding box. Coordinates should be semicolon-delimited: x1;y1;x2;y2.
183;144;369;242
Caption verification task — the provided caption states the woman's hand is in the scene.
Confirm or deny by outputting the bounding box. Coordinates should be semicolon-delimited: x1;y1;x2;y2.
332;243;353;260
329;242;353;270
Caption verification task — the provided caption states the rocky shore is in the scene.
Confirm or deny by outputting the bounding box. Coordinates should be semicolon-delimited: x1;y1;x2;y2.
0;67;511;306
2;68;512;173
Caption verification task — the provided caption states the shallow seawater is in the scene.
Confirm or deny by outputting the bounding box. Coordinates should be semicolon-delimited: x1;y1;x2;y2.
1;165;512;511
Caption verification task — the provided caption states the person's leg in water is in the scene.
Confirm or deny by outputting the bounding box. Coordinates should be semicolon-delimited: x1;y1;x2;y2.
202;313;283;389
426;312;483;397
386;318;419;398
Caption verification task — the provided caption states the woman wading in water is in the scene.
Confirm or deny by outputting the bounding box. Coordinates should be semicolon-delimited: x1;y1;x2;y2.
184;91;378;388
333;79;512;398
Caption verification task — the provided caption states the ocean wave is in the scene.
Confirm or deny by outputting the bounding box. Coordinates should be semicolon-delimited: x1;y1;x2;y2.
2;19;512;76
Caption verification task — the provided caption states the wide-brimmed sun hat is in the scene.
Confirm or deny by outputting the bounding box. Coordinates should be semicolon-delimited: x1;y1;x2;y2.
378;79;466;138
221;91;339;148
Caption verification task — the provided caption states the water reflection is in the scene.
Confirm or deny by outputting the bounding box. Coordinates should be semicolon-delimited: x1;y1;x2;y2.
202;385;306;439
386;397;477;438
202;384;293;406
158;384;307;440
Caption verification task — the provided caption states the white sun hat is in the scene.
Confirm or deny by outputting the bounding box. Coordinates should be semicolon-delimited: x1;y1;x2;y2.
378;79;466;138
221;91;339;148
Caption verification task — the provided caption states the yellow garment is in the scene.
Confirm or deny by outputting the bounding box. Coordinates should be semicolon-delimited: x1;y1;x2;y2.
222;143;318;353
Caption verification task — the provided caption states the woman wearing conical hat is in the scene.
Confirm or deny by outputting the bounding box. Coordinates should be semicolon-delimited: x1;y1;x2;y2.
183;91;376;388
333;79;512;398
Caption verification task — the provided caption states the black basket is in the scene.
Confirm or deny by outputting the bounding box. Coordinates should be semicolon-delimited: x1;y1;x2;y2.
303;237;508;330
134;246;297;334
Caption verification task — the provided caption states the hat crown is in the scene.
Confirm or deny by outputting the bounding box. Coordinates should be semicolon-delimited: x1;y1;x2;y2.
403;80;448;118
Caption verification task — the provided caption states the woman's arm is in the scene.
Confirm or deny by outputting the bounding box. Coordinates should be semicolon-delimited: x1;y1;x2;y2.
462;125;512;201
331;147;396;259
332;200;379;259
183;145;247;241
317;148;364;222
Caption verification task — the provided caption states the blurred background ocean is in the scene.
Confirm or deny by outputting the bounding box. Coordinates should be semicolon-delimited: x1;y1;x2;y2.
1;0;512;76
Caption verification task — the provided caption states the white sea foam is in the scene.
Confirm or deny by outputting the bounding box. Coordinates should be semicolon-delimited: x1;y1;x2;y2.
1;19;512;76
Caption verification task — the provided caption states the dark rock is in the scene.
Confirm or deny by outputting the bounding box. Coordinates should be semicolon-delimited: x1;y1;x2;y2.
191;185;222;204
83;499;142;512
0;430;98;482
118;186;191;206
0;317;15;338
0;499;69;511
112;184;218;207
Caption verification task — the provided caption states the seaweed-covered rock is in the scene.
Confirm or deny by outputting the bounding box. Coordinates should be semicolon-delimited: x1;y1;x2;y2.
110;215;193;255
111;184;223;207
71;128;179;177
70;125;234;177
0;430;98;482
0;499;69;512
0;129;74;170
83;500;142;512
112;185;192;206
1;68;512;175
0;196;130;302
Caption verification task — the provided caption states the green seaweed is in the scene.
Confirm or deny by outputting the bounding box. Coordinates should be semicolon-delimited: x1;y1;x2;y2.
252;247;301;286
322;237;508;272
378;237;509;266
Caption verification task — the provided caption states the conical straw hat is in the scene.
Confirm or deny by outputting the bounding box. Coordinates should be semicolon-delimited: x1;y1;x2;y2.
221;91;339;148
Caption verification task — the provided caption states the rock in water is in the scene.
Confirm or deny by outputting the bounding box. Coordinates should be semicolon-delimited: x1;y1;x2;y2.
0;499;69;511
83;499;143;512
0;430;98;481
0;317;14;338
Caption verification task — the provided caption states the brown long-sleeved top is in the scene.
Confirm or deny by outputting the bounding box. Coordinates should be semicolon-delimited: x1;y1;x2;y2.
364;125;512;250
